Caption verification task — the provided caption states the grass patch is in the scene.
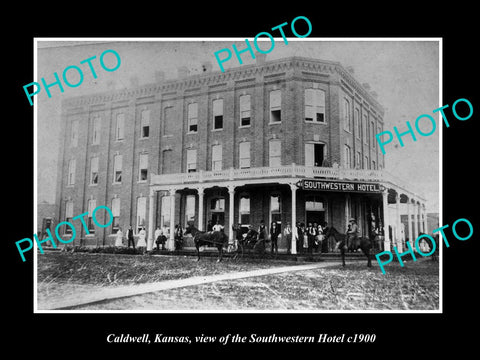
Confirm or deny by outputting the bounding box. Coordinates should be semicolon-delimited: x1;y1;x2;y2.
37;252;439;311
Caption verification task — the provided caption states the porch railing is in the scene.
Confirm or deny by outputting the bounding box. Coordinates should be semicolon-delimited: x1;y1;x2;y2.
150;164;420;195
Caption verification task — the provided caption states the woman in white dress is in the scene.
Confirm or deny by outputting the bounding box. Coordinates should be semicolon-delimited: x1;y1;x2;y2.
137;227;147;253
115;227;123;247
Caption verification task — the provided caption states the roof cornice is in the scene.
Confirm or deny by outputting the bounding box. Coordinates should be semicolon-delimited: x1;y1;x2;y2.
62;56;384;116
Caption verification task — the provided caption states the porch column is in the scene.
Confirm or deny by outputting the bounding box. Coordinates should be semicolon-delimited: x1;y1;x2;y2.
228;185;235;243
197;186;205;231
167;188;176;251
147;188;155;251
407;199;413;250
413;200;419;242
345;194;350;231
382;189;391;251
289;183;297;255
423;204;428;234
395;194;402;252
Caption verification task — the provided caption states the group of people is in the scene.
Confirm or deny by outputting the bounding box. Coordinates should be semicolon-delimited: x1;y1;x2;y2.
295;221;330;254
154;224;184;251
114;225;146;251
113;224;185;253
113;217;364;255
230;220;331;255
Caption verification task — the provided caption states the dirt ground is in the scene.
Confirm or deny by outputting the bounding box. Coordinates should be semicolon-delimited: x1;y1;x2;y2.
37;252;439;311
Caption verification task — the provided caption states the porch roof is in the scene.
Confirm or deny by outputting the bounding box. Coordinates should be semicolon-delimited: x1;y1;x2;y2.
150;164;425;202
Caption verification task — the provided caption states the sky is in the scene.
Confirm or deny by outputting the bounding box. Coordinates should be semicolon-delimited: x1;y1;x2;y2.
36;39;440;212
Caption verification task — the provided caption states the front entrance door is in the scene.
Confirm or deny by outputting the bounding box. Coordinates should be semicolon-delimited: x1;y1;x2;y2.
211;212;225;227
306;211;325;226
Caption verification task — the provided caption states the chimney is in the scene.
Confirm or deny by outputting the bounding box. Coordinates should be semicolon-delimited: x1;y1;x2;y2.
177;66;189;78
201;61;212;73
346;65;355;74
155;71;165;82
362;82;371;91
256;53;267;65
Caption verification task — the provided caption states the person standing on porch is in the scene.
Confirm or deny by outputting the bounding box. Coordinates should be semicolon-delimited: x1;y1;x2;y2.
296;222;303;253
127;225;135;250
270;221;280;255
315;223;324;253
174;224;183;250
115;227;123;247
213;220;224;232
284;222;292;254
258;220;267;242
137;226;147;253
207;220;213;232
307;223;316;254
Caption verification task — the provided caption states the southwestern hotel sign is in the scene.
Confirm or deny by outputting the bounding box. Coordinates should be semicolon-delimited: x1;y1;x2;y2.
297;179;384;193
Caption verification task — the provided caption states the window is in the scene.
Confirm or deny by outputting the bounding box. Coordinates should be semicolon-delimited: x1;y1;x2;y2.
185;195;196;225
65;201;74;234
269;139;281;167
305;196;324;211
92;117;101;145
115;113;125;141
363;114;368;143
344;145;351;169
211;198;225;211
270;194;281;224
305;143;325;167
269;90;281;123
162;150;174;174
213;99;223;130
355;108;361;139
136;197;146;232
141;110;150;138
186;149;197;173
364;155;369;169
113;154;122;183
372;160;376;170
239;195;250;225
111;198;120;232
187;103;198;133
90;156;99;185
356;151;361;168
67;159;76;185
343;99;351;132
239;142;251;169
138;153;148;182
212;144;223;171
305;89;325;122
87;199;96;234
71;121;78;147
239;95;251;127
161;195;171;228
371;121;375;148
164;106;175;136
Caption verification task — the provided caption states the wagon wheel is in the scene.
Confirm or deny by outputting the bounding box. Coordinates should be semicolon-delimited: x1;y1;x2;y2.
231;241;244;261
253;239;267;259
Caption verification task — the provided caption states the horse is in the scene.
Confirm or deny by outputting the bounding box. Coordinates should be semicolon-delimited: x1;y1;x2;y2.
323;226;372;267
184;224;229;262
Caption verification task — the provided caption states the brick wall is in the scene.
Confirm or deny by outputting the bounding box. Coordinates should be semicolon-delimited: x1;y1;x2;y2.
55;57;385;247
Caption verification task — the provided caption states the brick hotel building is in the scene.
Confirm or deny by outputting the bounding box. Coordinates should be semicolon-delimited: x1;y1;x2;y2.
55;55;428;253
